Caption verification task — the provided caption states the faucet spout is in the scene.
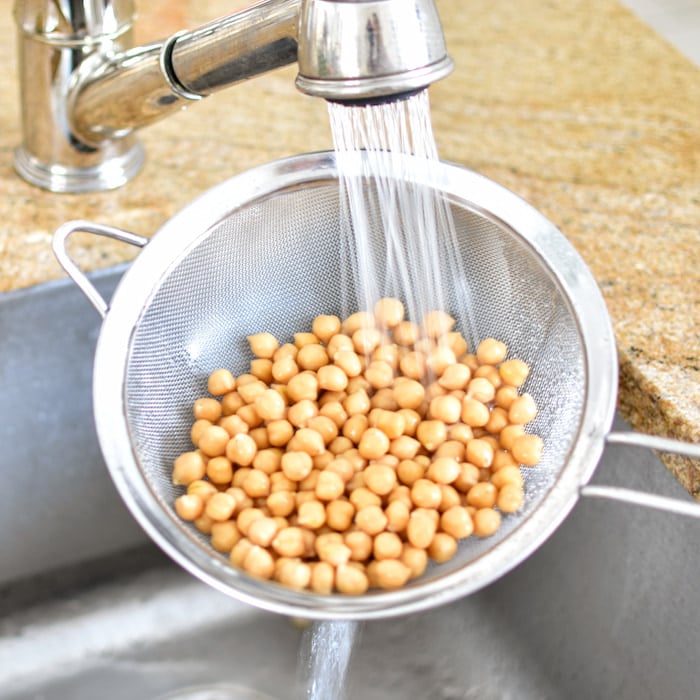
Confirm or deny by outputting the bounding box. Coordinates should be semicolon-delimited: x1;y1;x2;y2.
14;0;452;193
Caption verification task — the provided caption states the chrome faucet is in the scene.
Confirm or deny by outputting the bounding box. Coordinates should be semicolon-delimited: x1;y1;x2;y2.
14;0;453;193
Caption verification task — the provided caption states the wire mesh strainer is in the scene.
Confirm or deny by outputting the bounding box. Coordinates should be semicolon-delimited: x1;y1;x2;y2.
54;151;700;620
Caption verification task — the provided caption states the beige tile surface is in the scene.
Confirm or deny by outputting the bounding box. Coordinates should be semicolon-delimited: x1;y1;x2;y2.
1;0;698;494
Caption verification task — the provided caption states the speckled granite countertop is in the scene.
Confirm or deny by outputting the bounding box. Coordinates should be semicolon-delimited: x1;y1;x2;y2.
1;0;698;495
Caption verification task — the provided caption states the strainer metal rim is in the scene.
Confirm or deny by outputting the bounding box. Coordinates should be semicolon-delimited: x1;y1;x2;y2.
92;150;617;620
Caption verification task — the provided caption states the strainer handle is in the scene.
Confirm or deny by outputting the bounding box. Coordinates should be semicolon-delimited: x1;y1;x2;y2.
53;220;148;320
579;431;700;518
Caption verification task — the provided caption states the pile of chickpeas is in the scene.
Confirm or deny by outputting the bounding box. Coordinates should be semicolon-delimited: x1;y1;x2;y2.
171;298;543;595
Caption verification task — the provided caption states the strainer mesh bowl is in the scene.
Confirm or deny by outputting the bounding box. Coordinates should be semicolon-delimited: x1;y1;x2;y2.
99;152;612;618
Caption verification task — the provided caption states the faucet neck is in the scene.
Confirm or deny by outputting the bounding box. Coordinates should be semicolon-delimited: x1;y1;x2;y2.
14;0;301;193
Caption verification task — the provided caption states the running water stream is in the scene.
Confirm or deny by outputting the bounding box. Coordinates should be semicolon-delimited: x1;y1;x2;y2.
328;89;477;344
298;89;475;700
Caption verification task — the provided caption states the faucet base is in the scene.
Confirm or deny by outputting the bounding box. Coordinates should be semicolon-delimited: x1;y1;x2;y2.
14;142;145;194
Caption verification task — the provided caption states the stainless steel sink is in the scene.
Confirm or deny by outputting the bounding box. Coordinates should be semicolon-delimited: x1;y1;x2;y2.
1;269;698;699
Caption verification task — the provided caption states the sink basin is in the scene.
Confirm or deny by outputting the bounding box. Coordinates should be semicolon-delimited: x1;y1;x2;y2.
0;268;697;699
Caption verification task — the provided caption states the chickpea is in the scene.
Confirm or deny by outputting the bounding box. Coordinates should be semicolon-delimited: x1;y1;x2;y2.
281;451;313;481
497;483;525;513
352;327;383;355
250;358;273;383
237;379;267;405
401;545;429;579
440;505;474;539
297;343;329;371
190;418;212;446
270;526;307;557
495;384;519;409
312;314;342;343
294;332;318;349
243;545;275;580
230;538;254;567
339;415;365;446
466;377;496;404
320;402;349;430
454;463;480;493
499;359;530;387
288;427;326;456
429;395;462;424
422;309;455;338
355;504;388;535
347;376;371;394
416;420;447;451
271;356;299;384
314;470;346;501
326;333;354;359
316;365;348;392
372;344;400;371
365;360;394;389
393;378;425;410
473;508;502;537
393;320;421;346
186;479;216;502
410;479;442;509
207;368;236;396
333;349;363;378
369;559;412;590
466;482;498;509
286;399;317;428
476;338;508;365
247;516;280;547
315;533;352;566
397;459;424;486
438;363;471;391
193;397;222;422
343;389;371;416
287;372;319;402
172;451;207;486
428;532;458;564
434;440;465;462
491;465;524;489
427;456;461;484
174;493;204;521
325;499;355;531
399;351;427;380
484;406;509;435
474;364;502;389
198;425;230;457
362;462;397;496
499;424;526;451
273;343;298;361
511;434;544;466
298;500;327;529
397;408;421;436
242;469;271;499
358;428;390;460
225;433;258;466
343;310;376;335
466;438;494;468
374;297;405;328
210;521;242;553
310;561;335;594
439;481;462;510
267;490;296;517
406;510;437;549
448;423;474;444
276;558;312;590
205;456;233;485
236;404;263;429
508;393;538;425
335;564;369;595
218;415;249;439
426;345;457;376
372;531;403;561
205;492;238;521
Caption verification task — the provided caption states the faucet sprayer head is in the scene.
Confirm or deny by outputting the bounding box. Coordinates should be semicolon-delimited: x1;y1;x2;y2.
295;0;454;104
